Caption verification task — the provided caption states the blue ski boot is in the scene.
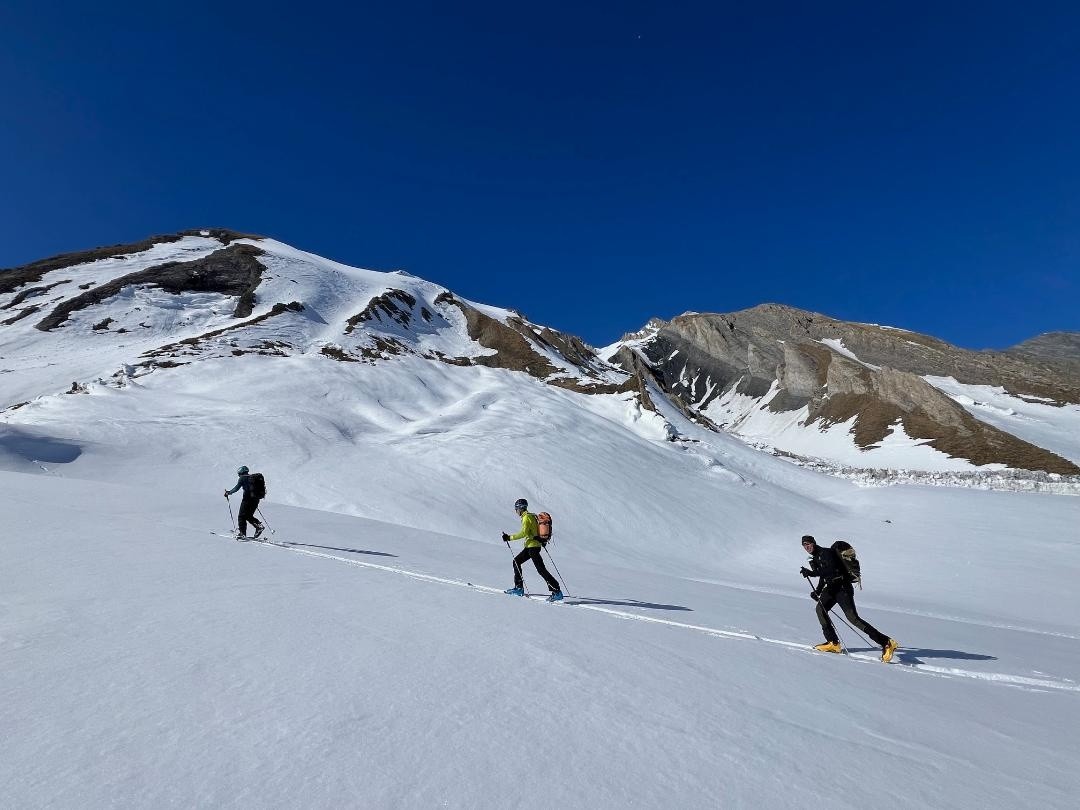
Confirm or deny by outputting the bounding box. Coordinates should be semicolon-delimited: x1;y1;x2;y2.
504;586;524;596
547;590;564;603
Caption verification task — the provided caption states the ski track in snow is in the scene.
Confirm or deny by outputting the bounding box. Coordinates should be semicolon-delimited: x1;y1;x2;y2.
215;531;1080;696
685;576;1080;642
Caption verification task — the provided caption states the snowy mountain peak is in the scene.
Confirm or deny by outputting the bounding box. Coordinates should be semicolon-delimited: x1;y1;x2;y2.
4;230;1079;483
0;231;632;411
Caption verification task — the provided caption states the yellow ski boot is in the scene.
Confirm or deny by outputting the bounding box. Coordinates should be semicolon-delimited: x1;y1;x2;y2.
881;638;899;663
813;641;842;654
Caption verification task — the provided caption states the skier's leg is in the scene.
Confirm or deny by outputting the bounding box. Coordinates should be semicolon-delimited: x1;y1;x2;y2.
816;585;840;644
251;499;264;537
513;549;530;589
528;547;561;593
835;586;890;647
237;497;256;536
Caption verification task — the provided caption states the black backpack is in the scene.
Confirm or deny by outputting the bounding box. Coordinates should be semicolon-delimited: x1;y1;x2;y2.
831;540;861;588
249;472;267;499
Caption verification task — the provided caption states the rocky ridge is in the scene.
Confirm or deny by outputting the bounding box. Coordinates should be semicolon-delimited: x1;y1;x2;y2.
3;233;1078;478
609;304;1080;475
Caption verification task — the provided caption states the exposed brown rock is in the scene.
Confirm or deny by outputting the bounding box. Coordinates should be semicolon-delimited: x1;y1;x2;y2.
177;228;262;244
345;289;418;333
434;293;560;378
321;345;359;362
35;244;267;331
656;304;1080;405
358;337;409;360
2;280;71;309
803;364;1080;473
625;303;1080;473
142;301;304;358
1;229;262;298
1;234;184;294
2;307;39;326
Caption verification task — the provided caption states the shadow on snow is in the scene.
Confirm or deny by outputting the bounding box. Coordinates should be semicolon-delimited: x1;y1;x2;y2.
894;647;998;664
0;427;83;466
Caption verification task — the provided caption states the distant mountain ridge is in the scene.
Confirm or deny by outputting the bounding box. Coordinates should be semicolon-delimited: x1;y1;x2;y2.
1006;331;1080;367
2;230;1079;477
606;305;1080;475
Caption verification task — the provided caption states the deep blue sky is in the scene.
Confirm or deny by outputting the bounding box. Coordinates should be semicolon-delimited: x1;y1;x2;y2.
2;2;1078;349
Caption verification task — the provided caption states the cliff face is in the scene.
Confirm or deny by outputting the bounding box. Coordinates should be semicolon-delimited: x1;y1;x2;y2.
614;304;1080;475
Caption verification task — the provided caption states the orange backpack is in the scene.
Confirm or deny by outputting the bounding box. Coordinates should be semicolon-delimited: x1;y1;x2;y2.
537;512;553;546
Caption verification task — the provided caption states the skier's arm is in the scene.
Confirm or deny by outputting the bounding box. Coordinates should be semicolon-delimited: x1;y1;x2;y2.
225;477;243;496
507;513;538;542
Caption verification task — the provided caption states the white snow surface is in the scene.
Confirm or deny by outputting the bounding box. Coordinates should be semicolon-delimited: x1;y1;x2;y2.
2;236;1079;808
819;337;860;362
925;375;1080;465
700;382;996;472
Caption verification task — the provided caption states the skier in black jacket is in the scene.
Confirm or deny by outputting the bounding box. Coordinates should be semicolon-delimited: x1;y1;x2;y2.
225;465;264;539
800;535;898;662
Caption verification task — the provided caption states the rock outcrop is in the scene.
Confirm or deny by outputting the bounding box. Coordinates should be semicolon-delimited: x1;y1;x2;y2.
614;304;1080;474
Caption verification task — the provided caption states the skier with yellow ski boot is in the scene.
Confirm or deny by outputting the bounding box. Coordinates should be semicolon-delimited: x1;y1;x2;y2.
800;535;898;662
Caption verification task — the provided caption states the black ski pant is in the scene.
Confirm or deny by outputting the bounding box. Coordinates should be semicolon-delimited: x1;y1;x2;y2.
237;495;263;536
816;581;890;647
513;546;560;593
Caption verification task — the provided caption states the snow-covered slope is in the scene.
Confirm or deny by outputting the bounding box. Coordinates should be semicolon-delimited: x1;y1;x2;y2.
3;231;1080;807
2;232;836;568
3;471;1079;809
925;375;1080;465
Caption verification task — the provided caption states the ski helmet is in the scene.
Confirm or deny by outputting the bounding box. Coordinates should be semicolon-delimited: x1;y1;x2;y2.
514;498;528;511
237;465;249;475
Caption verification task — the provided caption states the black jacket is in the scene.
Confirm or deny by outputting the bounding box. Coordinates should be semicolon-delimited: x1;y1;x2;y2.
227;473;254;498
807;544;849;585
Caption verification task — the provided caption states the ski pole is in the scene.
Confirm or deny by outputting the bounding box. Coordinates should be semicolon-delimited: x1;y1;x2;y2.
257;506;273;534
829;611;872;648
505;537;524;594
806;577;872;649
225;495;235;531
544;547;569;596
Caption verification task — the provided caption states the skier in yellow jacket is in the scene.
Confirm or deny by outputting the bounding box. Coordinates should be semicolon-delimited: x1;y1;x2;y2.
503;498;563;602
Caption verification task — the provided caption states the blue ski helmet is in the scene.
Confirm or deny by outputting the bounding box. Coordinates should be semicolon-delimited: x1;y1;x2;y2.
237;465;249;475
514;498;528;511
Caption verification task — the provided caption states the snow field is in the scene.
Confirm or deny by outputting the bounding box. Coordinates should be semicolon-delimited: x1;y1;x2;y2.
3;233;1079;808
2;471;1079;809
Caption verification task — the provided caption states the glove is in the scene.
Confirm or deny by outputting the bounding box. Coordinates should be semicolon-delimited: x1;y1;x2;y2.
501;532;510;542
800;567;814;578
224;492;230;498
810;591;819;601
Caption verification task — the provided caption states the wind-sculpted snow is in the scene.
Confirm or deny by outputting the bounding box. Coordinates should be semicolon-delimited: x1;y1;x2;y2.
1;472;1078;809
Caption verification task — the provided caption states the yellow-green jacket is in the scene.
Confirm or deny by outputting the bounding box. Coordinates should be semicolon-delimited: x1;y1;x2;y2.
508;511;541;549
